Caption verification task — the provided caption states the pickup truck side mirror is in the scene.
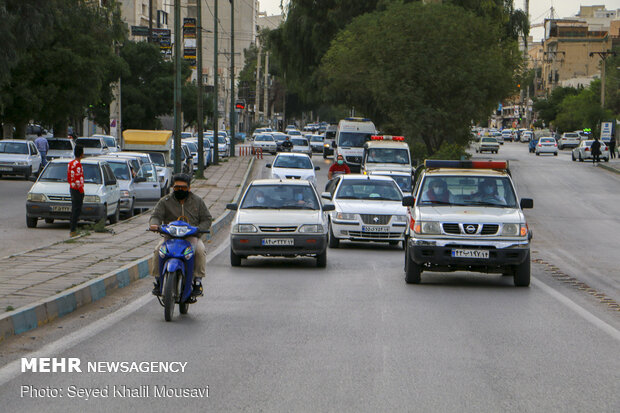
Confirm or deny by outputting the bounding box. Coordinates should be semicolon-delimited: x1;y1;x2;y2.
322;204;335;212
520;198;533;209
321;192;332;200
402;196;415;207
226;203;238;210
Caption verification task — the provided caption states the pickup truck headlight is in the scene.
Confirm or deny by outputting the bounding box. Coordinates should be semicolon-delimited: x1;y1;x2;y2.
336;212;357;220
234;224;258;233
83;195;101;203
299;224;324;233
501;223;525;236
414;221;441;235
392;215;408;223
27;193;47;202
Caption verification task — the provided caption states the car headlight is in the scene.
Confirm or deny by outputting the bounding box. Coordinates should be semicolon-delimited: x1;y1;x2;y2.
158;244;168;258
392;215;408;223
183;245;194;261
121;190;130;198
83;195;101;203
14;161;28;165
234;224;257;233
299;224;324;233
336;212;357;220
501;223;527;237
414;221;441;235
27;193;47;202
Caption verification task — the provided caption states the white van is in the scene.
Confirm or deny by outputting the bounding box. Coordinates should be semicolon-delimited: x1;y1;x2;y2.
334;117;377;172
361;135;412;175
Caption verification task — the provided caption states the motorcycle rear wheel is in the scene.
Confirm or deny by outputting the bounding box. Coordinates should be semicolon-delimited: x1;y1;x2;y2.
163;270;178;321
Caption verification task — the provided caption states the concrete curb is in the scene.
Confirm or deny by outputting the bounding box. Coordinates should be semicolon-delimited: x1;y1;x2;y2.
0;157;256;342
598;163;620;175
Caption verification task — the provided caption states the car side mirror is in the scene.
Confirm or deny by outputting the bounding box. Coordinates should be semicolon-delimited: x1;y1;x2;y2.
332;142;337;148
402;196;415;207
226;203;238;210
134;176;146;183
520;198;533;209
266;164;272;168
323;204;335;212
321;192;332;200
315;166;320;171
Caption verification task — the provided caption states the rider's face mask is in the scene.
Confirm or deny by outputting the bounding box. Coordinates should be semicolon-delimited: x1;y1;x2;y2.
173;184;189;200
337;159;344;165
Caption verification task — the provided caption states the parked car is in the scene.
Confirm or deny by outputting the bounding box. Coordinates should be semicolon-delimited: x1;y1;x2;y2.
558;132;581;149
0;140;42;179
290;137;313;157
171;144;193;175
535;137;558;156
266;153;320;186
227;179;333;267
184;137;211;167
572;140;610;162
75;137;110;157
26;158;121;227
46;138;75;161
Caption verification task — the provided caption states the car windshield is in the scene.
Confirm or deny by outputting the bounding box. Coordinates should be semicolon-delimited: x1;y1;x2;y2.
310;136;323;142
255;135;274;142
385;175;412;192
336;179;402;201
103;137;116;147
338;132;372;148
272;134;287;141
482;137;497;143
540;138;555;143
273;155;313;169
39;163;102;184
75;139;102;148
146;152;165;167
288;130;301;136
417;176;517;208
107;162;130;180
367;148;410;164
48;140;73;150
291;138;308;146
0;142;28;154
241;184;319;210
185;141;198;152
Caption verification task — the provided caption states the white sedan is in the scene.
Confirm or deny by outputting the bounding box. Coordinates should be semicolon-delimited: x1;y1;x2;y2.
227;179;334;267
267;153;319;186
322;175;408;248
535;137;558;156
290;137;313;157
474;137;499;154
0;140;42;179
252;134;277;155
572;140;610;162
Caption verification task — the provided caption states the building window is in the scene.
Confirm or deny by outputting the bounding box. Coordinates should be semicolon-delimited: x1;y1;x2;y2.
142;4;147;16
158;10;168;27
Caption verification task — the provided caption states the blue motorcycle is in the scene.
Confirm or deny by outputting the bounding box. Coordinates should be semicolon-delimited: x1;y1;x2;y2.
152;220;208;321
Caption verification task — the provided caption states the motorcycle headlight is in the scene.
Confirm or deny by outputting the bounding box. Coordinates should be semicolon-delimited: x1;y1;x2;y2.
167;225;190;237
234;224;257;233
183;245;194;260
27;193;47;202
336;212;357;220
83;195;101;203
415;221;441;235
392;215;408;223
158;244;168;258
501;223;520;236
121;190;130;198
299;224;323;233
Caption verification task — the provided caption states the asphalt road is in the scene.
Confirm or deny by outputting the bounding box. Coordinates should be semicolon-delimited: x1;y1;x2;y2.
0;147;618;412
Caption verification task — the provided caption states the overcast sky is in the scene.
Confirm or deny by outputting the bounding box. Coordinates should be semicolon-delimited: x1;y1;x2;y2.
259;0;620;41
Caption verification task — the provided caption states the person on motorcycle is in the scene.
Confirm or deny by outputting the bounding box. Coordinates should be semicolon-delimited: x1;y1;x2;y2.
328;154;351;180
149;173;212;296
281;136;294;151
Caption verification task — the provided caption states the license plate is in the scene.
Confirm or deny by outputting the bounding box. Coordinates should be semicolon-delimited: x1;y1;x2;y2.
452;249;489;259
0;167;12;171
261;238;294;246
52;206;71;212
361;226;389;233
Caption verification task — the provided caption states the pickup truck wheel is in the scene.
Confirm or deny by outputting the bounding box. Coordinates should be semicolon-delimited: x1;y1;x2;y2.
328;222;339;248
513;251;531;287
26;216;38;228
230;248;242;267
316;250;327;268
404;243;421;284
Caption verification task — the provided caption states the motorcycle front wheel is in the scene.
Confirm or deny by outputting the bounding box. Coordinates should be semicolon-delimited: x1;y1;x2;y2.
163;270;178;321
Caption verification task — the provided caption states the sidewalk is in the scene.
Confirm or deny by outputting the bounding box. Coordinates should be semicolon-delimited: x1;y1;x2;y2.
599;156;620;174
0;156;254;340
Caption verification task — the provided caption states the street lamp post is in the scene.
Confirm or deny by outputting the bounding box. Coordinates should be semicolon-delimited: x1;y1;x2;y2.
173;0;182;173
196;0;204;178
590;50;617;108
229;0;235;157
213;0;219;165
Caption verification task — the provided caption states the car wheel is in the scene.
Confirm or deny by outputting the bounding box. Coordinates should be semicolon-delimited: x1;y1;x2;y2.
316;249;327;268
109;202;120;224
605;157;610;162
44;218;54;224
125;199;135;218
572;153;576;161
513;251;530;287
230;247;242;267
404;242;421;284
328;222;339;248
26;216;38;228
579;154;584;162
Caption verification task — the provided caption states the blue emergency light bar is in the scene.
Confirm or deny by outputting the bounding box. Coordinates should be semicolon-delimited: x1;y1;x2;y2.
344;117;372;122
424;160;509;169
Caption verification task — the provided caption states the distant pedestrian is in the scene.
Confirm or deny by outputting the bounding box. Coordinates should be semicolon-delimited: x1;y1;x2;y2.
34;132;49;168
609;135;617;159
68;145;85;237
591;137;601;164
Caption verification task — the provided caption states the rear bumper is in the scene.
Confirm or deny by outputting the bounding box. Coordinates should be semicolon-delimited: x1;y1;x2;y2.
231;233;327;256
26;201;106;221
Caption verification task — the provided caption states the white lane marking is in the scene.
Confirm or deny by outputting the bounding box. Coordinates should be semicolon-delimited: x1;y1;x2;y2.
532;278;620;342
0;238;231;387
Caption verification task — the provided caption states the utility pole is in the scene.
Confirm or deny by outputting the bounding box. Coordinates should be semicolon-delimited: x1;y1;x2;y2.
229;0;236;157
254;46;261;124
213;0;219;165
148;0;153;42
173;0;182;173
590;50;617;108
263;51;269;126
196;0;204;177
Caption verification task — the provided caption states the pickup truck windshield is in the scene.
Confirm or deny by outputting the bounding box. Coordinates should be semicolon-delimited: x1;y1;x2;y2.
367;148;410;164
418;176;517;208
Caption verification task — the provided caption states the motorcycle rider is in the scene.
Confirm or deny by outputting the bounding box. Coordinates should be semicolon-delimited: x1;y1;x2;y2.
328;154;351;180
281;136;293;151
149;173;212;296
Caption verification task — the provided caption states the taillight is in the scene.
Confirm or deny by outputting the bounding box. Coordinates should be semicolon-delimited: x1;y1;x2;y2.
585;147;590;151
554;143;557;147
538;143;542;147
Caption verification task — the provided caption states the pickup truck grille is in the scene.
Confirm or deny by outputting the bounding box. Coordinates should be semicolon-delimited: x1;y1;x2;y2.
442;223;460;234
480;224;499;235
360;214;391;225
259;226;297;232
442;223;499;235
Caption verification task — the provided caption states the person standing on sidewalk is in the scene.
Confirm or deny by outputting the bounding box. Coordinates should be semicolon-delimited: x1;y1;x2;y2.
34;132;49;169
609;135;617;159
591;137;601;164
68;145;85;237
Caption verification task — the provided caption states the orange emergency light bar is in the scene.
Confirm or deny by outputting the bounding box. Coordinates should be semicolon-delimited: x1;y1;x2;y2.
424;160;509;169
370;135;405;141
